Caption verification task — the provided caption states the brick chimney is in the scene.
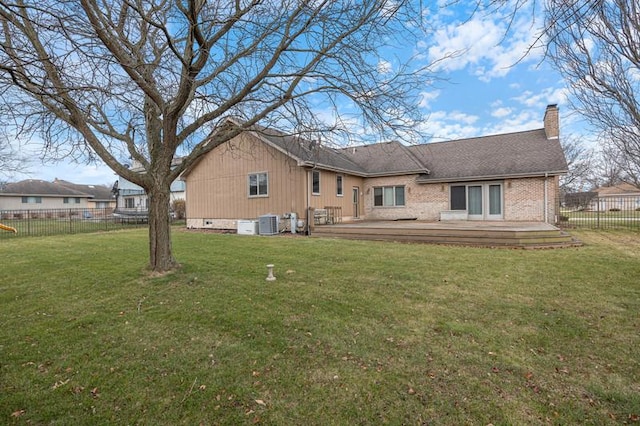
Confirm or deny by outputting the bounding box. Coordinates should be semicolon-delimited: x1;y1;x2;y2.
544;104;559;139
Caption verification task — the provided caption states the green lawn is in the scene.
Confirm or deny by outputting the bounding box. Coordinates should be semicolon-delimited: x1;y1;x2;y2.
1;229;639;424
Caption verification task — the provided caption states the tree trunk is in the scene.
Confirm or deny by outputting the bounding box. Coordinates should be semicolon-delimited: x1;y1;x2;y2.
147;183;179;272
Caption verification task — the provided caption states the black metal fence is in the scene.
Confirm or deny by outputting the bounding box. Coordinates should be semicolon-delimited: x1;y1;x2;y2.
0;208;149;239
557;195;640;230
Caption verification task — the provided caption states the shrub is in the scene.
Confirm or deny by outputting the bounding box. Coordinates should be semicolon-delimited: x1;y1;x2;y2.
171;199;186;220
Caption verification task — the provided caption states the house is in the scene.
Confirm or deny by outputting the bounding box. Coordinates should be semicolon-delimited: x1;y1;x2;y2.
589;182;640;211
0;179;116;216
52;179;116;209
0;179;94;210
183;105;567;231
114;159;186;215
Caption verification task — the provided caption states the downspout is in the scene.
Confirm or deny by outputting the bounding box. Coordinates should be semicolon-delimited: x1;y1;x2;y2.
306;168;311;235
544;173;549;223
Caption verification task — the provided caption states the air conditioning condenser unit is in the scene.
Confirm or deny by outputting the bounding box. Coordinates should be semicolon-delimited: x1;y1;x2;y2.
258;214;279;235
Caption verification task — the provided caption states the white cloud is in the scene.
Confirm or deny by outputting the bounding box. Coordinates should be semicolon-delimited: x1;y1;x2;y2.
491;107;512;118
419;110;482;141
511;86;569;109
418;90;441;108
377;60;393;74
424;14;543;82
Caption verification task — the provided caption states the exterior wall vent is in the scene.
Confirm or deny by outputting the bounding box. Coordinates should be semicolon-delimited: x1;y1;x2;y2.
258;214;279;235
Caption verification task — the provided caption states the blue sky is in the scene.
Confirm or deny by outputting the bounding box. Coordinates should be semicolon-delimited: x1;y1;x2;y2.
12;2;585;186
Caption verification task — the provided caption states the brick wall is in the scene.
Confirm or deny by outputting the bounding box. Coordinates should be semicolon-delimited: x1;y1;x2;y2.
363;176;560;223
363;175;447;220
504;176;559;222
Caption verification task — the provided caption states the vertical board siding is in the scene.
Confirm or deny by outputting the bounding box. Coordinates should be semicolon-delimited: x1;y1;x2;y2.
185;133;306;220
308;171;364;221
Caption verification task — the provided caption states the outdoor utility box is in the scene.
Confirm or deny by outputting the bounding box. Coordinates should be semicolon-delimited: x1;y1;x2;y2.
258;214;279;235
237;220;258;235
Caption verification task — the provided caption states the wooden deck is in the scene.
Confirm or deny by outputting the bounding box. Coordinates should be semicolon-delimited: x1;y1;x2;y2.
310;220;581;248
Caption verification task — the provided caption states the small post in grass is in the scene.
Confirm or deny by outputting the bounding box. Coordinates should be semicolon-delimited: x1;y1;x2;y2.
266;264;276;282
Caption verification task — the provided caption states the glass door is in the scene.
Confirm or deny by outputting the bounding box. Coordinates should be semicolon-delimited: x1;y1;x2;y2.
487;184;503;220
352;187;359;218
467;185;483;219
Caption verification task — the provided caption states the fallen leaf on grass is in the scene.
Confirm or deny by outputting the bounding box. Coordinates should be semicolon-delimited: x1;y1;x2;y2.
524;372;533;380
52;379;70;389
90;387;100;398
255;399;266;406
629;414;639;422
11;410;25;418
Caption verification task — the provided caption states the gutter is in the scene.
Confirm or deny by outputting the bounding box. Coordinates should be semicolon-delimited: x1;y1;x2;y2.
415;170;568;184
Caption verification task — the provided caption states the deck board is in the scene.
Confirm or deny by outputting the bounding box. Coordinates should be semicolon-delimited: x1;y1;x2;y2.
310;221;581;248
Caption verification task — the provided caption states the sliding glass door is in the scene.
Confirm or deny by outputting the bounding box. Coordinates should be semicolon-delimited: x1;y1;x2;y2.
467;185;483;219
450;182;503;220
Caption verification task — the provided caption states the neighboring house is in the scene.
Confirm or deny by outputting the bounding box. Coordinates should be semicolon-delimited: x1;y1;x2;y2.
115;159;186;214
52;179;116;209
0;179;93;210
589;182;640;211
183;105;568;230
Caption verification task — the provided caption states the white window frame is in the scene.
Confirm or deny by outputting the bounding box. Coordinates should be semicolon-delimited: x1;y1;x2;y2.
336;175;344;197
312;170;321;195
21;196;42;204
373;186;405;207
248;172;269;198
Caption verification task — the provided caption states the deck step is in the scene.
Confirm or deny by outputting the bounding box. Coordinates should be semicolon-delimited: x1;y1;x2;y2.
311;225;581;248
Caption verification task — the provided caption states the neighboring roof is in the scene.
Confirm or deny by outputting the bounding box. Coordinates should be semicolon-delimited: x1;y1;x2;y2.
594;182;640;196
0;179;91;197
411;128;568;182
53;179;115;201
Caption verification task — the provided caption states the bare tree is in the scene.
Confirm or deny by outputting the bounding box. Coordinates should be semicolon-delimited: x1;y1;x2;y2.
589;145;625;189
0;0;439;272
545;0;640;184
0;138;25;180
559;134;593;194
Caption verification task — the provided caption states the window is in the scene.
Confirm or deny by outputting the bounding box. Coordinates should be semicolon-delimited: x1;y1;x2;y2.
124;198;135;209
373;186;405;207
63;197;81;204
21;196;42;204
249;172;268;197
450;185;466;210
449;183;503;219
312;170;320;195
336;175;343;196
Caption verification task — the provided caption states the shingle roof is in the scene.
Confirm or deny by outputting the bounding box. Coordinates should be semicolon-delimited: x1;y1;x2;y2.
0;179;116;199
254;127;368;175
339;141;429;176
595;182;640;196
185;118;567;181
53;179;115;200
410;128;568;182
0;179;91;197
253;127;429;175
257;127;566;180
